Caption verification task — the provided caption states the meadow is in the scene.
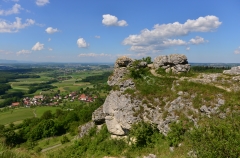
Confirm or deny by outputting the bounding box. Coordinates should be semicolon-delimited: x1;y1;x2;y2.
0;106;61;125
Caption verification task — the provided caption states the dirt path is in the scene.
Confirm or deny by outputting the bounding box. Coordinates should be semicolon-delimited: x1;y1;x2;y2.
33;109;37;117
150;69;161;77
41;144;61;152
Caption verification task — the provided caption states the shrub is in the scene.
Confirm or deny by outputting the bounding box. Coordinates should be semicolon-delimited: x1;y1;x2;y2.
189;113;240;158
129;121;159;147
61;135;70;144
167;121;188;147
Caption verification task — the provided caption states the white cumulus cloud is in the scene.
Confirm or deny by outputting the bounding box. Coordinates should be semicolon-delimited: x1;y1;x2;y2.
0;4;23;16
0;17;35;33
186;47;190;51
16;49;31;55
123;15;221;53
78;53;111;57
77;38;89;48
36;0;49;6
45;27;59;34
234;47;240;54
189;36;207;44
102;14;128;27
48;48;53;51
32;42;44;51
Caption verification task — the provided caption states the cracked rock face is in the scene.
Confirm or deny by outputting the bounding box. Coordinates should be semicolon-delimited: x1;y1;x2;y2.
153;54;190;73
103;90;141;135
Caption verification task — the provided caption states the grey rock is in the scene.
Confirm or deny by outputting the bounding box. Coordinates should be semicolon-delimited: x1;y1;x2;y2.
105;116;125;135
92;106;106;124
218;98;225;105
153;54;190;74
169;147;174;152
139;61;148;68
103;90;141;135
114;56;133;68
119;79;135;91
107;67;128;86
223;66;240;75
79;121;95;138
143;154;157;158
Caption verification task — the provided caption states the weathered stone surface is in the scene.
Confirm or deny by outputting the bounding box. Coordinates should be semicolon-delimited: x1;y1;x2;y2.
102;90;141;135
79;121;95;138
153;54;190;73
105;116;125;135
114;56;133;68
223;66;240;75
119;79;135;91
107;67;128;86
92;106;106;124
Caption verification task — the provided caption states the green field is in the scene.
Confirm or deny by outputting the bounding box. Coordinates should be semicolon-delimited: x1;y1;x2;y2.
7;70;106;95
0;106;60;125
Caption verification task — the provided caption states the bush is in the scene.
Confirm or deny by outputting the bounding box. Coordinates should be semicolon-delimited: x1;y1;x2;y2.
129;121;160;147
34;146;42;153
167;121;188;147
189;113;240;158
61;135;70;144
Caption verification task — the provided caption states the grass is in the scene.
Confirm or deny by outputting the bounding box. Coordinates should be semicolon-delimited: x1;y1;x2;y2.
36;133;75;150
0;106;61;125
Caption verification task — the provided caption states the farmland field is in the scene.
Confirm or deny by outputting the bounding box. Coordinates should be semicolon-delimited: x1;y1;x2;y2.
0;106;61;125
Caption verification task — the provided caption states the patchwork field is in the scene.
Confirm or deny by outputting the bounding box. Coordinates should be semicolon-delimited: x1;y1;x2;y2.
7;70;106;96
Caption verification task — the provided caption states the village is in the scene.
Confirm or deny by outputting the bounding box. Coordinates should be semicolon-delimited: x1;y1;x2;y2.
11;92;97;108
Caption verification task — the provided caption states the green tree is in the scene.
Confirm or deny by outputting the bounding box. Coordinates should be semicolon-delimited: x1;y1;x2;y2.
41;110;53;120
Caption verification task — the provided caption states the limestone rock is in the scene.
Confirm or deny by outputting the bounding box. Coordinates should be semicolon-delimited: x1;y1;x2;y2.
79;121;95;138
153;54;190;73
114;56;133;68
119;79;135;91
102;90;141;135
223;66;240;75
92;106;106;124
105;116;125;135
107;67;128;86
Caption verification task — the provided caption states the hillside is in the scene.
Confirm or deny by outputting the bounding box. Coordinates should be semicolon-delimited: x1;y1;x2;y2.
1;54;239;158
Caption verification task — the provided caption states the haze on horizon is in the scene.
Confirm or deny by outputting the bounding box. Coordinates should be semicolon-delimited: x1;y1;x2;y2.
0;0;240;63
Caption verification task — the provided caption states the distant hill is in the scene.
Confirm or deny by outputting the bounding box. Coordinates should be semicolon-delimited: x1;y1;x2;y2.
0;59;18;63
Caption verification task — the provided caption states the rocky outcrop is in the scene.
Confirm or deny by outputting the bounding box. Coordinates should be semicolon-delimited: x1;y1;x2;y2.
79;121;95;138
92;106;106;124
153;54;190;73
223;66;240;75
114;56;133;68
108;56;133;86
103;91;141;135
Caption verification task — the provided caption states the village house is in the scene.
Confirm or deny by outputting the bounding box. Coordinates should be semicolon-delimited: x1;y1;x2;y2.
11;102;20;107
78;94;87;101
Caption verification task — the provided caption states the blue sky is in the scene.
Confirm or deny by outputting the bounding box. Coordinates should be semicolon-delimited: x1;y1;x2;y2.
0;0;240;63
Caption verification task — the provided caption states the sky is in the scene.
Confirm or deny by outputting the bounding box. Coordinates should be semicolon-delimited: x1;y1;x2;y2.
0;0;240;63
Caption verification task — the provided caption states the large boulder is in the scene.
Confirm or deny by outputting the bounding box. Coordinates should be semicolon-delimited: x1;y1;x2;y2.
153;54;190;73
223;66;240;75
102;91;141;135
92;106;106;124
114;56;133;68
